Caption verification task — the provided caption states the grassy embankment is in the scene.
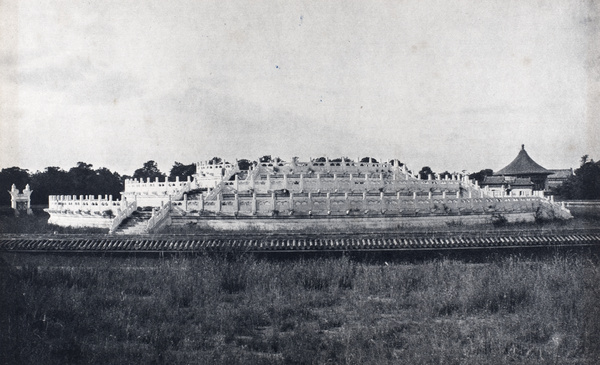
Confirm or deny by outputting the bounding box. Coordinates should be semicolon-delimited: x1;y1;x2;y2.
1;254;599;364
0;207;107;235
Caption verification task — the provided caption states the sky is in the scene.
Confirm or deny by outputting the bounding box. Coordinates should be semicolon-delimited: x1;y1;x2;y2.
1;0;599;176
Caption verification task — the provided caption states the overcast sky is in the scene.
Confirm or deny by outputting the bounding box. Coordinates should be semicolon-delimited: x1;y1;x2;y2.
1;0;599;176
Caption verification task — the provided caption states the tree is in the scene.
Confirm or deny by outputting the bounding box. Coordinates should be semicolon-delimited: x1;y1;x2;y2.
360;157;378;163
208;157;223;165
469;169;494;184
133;160;165;181
169;162;196;181
91;167;123;198
388;159;404;167
0;167;31;205
557;157;600;199
29;167;72;205
237;159;253;171
418;166;435;180
69;162;96;196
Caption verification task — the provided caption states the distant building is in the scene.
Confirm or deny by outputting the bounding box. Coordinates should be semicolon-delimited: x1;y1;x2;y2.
546;168;574;190
492;145;552;191
481;176;534;197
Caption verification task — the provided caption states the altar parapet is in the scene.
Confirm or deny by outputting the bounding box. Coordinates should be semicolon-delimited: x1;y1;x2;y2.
45;195;133;230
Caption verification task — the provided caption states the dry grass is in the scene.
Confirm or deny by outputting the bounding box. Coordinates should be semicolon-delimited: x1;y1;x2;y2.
1;252;599;364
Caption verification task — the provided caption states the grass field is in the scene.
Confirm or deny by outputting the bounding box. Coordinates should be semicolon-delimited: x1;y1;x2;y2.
1;253;599;364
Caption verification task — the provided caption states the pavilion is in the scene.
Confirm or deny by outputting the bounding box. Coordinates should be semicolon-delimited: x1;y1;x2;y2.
493;144;552;191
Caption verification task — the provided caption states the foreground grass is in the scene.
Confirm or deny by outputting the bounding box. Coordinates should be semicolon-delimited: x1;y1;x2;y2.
1;254;599;364
0;208;108;235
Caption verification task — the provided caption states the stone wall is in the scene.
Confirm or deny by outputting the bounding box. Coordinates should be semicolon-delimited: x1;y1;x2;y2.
45;195;127;229
182;192;544;218
172;212;536;232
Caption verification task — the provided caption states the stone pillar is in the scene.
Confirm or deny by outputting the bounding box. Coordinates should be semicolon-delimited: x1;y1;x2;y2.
317;173;321;192
289;192;294;213
442;191;446;199
326;192;331;214
283;173;288;190
9;184;17;210
271;192;276;213
300;173;304;192
413;191;417;199
308;192;313;212
234;193;239;213
362;191;367;211
217;193;222;212
344;192;349;212
252;192;257;214
234;174;239;191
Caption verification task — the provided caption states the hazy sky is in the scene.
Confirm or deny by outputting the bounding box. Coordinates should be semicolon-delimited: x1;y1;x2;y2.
1;0;599;176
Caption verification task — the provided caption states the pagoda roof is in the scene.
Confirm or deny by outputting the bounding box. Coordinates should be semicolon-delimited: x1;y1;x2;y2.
495;145;552;176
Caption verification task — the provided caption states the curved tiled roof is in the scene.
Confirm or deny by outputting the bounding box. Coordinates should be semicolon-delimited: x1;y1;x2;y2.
495;145;551;176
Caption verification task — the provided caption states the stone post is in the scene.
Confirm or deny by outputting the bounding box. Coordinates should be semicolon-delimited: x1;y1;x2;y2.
317;173;321;192
251;192;257;214
344;192;349;213
326;192;331;214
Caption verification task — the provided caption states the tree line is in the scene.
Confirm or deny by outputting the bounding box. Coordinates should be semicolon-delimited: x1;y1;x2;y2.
0;160;197;206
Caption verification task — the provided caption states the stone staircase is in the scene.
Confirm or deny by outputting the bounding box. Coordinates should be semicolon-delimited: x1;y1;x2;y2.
114;211;152;235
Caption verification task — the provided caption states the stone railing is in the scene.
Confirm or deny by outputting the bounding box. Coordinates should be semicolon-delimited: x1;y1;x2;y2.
108;200;138;234
189;192;551;217
146;201;172;233
47;195;123;215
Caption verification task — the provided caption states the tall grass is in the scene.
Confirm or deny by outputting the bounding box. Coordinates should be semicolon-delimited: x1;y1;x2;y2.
1;253;599;364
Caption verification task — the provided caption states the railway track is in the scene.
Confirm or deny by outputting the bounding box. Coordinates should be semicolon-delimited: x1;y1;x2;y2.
1;229;600;253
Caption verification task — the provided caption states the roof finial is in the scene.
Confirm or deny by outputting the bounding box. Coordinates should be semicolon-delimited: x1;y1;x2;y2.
521;144;525;150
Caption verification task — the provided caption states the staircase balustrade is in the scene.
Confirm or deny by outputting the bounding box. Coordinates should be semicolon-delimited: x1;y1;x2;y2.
109;200;138;234
146;201;172;233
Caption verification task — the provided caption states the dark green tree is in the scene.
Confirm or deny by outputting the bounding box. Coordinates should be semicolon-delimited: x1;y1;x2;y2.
237;159;253;171
557;157;600;199
418;166;435;180
132;160;165;181
68;162;96;196
360;157;378;163
29;167;72;205
208;157;223;165
469;169;494;184
169;162;196;181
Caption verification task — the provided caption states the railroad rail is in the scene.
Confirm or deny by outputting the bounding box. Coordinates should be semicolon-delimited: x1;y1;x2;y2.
1;230;600;253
